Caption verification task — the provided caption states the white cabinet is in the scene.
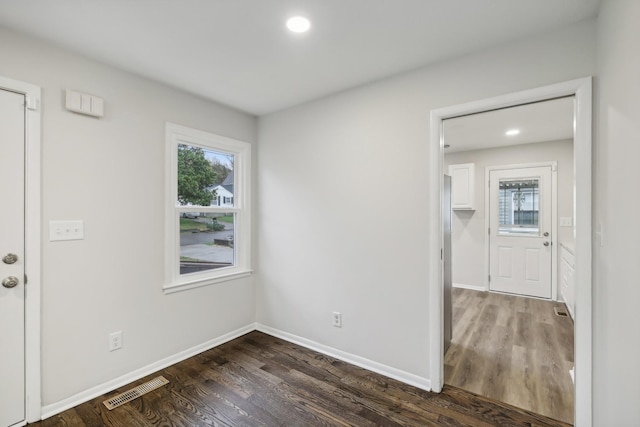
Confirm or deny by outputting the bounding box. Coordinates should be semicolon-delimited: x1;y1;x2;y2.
560;244;575;320
448;163;475;210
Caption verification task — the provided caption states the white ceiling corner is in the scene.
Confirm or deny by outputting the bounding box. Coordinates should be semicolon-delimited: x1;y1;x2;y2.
0;0;600;115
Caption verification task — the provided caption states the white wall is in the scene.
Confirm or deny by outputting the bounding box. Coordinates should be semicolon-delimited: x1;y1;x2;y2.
8;5;640;422
0;27;257;406
594;1;640;424
444;140;574;292
257;20;596;381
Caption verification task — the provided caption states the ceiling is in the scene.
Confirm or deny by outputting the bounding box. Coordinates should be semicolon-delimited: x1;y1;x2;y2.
0;1;600;115
443;96;575;153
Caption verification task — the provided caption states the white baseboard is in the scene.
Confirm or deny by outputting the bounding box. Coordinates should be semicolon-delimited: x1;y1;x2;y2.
452;283;485;291
42;322;433;419
40;323;255;420
255;323;432;392
561;294;575;320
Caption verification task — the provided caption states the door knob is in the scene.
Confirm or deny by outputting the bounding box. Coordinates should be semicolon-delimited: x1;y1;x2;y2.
2;253;18;264
543;232;549;237
543;241;550;247
2;276;19;288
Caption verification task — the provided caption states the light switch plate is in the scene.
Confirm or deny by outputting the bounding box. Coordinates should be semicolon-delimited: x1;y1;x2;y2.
559;217;572;227
49;220;84;241
65;89;104;117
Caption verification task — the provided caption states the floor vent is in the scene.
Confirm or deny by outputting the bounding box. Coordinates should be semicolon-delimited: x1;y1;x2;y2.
103;376;169;410
554;307;569;317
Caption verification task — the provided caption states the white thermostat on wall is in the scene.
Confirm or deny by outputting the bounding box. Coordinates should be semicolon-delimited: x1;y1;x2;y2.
65;89;104;118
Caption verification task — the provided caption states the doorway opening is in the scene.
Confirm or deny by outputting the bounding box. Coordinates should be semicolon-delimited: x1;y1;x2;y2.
444;135;572;421
428;78;592;426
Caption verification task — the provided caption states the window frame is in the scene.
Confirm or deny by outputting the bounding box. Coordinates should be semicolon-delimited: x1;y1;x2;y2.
165;123;251;293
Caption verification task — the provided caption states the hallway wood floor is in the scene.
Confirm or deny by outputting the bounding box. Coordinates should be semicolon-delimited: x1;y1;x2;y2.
31;331;571;426
445;288;575;424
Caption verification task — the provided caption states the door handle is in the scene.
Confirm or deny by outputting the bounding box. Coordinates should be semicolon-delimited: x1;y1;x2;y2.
2;253;18;264
543;232;549;237
543;241;550;247
2;276;19;288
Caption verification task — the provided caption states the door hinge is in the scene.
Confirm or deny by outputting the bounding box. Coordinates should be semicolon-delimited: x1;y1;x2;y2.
26;95;38;110
24;274;28;285
488;227;490;235
488;274;491;282
441;248;443;260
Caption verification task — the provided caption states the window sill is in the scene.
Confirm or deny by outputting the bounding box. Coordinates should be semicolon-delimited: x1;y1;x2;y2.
163;269;253;294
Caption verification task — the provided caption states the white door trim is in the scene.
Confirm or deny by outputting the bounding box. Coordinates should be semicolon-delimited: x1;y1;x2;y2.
0;75;42;423
428;77;592;426
484;162;558;301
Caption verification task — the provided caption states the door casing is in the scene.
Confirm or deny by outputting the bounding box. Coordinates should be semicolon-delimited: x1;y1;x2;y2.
428;78;592;427
0;75;42;423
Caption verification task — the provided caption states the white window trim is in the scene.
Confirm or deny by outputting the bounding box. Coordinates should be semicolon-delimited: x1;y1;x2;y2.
165;123;251;293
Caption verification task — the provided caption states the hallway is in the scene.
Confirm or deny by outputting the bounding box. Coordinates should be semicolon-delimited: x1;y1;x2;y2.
445;288;574;424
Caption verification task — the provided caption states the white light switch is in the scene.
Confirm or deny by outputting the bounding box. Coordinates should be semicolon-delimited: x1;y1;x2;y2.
559;217;572;227
65;90;104;117
91;97;104;116
49;220;84;241
65;90;82;111
80;94;92;113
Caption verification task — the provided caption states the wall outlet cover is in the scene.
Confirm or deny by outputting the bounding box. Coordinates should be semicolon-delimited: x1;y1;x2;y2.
332;312;342;328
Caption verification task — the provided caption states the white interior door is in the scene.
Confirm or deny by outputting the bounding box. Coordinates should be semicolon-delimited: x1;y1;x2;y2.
489;166;552;299
0;88;26;426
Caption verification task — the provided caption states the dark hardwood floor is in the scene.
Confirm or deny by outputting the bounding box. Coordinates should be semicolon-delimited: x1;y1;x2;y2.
31;331;571;426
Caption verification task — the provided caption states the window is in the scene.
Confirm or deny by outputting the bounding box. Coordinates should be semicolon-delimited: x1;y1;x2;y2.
165;123;251;292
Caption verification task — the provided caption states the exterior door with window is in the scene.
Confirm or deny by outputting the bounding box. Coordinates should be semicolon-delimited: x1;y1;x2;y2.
0;88;26;426
489;166;552;298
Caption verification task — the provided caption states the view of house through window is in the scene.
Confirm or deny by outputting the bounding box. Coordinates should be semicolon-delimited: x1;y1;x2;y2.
177;143;235;274
498;178;540;235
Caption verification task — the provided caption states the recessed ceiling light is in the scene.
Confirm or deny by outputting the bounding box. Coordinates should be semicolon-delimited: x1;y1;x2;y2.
505;129;520;136
287;16;311;33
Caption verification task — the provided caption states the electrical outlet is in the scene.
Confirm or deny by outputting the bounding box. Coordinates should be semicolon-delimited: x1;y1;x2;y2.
109;331;122;351
332;312;342;328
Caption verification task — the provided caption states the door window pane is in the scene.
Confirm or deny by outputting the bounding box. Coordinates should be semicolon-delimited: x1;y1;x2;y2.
498;178;540;235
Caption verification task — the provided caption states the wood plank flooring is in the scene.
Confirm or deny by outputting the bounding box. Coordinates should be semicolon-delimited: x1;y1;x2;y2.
445;288;574;424
30;331;570;427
